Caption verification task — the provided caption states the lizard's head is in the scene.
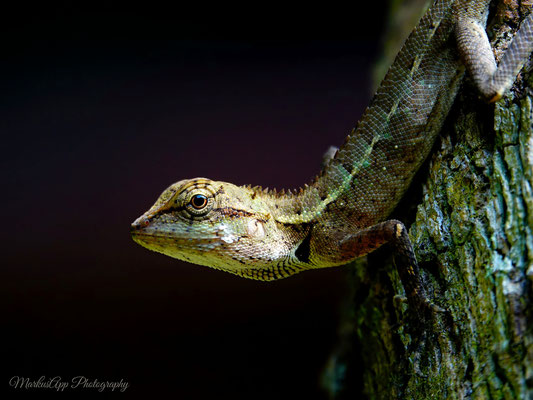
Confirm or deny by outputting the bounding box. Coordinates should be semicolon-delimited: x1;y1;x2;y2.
130;178;298;280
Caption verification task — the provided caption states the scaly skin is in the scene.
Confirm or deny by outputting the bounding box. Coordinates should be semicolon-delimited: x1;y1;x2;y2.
131;0;533;307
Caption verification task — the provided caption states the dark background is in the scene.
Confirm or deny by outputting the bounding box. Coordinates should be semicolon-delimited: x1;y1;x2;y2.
2;3;388;399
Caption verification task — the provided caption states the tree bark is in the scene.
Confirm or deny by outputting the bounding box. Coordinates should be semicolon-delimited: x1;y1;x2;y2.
322;0;533;398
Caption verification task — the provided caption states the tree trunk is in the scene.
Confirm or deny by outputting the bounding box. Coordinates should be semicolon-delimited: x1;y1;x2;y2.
322;1;533;398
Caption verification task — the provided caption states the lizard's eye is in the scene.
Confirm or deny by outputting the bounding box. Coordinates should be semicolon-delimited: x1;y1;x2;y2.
190;194;208;210
181;185;215;217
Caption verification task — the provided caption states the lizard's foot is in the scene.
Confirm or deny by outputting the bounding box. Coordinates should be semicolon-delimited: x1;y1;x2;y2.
411;293;448;326
395;292;446;321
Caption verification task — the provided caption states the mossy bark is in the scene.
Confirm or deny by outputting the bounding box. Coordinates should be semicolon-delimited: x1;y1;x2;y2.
322;1;533;398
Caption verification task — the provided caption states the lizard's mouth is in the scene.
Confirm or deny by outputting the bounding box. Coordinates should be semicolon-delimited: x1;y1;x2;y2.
130;226;232;269
130;217;224;250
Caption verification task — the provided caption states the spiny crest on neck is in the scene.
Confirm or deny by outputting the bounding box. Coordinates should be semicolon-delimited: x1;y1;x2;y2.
244;184;307;199
237;134;353;225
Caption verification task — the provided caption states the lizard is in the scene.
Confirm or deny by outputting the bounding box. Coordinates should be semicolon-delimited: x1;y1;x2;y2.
130;0;533;316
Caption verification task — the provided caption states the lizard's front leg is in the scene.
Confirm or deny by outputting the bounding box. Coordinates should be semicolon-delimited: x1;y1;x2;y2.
338;220;441;321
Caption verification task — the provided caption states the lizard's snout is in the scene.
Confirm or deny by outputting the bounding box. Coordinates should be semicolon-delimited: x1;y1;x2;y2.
131;215;150;231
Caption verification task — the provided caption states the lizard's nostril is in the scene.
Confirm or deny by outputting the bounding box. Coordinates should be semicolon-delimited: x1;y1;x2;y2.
131;216;150;231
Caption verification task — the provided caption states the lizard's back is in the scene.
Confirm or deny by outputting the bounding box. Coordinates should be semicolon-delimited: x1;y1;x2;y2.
274;0;464;232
